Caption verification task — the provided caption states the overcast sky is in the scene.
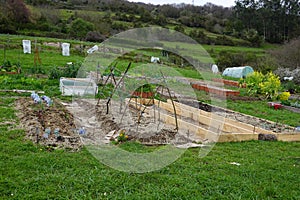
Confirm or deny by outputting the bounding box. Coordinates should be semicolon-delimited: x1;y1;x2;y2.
128;0;236;7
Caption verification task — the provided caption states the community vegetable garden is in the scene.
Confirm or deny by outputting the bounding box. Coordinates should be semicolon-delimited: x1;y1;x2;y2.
1;34;300;199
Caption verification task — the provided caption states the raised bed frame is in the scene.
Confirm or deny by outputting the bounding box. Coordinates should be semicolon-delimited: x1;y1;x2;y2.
127;98;300;143
191;83;240;97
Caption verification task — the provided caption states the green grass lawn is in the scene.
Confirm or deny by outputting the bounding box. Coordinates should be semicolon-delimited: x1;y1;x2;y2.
0;97;300;199
0;49;84;72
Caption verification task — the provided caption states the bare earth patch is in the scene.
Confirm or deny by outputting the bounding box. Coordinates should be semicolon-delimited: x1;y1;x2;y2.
15;97;82;151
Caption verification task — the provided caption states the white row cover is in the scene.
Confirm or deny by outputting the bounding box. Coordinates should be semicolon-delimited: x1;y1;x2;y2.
87;45;99;54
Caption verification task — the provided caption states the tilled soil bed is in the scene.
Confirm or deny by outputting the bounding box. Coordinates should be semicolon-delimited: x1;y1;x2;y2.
15;97;82;151
67;99;193;146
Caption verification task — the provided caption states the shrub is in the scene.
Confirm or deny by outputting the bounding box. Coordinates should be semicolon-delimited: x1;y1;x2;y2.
279;92;291;101
85;31;105;42
215;35;234;46
243;71;281;99
279;91;291;106
49;63;81;79
244;71;265;96
69;18;94;40
259;72;281;99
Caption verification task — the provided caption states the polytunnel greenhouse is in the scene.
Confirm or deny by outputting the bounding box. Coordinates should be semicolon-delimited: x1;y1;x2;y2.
222;66;254;79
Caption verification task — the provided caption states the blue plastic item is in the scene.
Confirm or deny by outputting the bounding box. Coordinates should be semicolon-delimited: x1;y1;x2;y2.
79;127;86;135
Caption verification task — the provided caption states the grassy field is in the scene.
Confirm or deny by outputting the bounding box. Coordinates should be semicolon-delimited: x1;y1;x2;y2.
0;33;299;127
0;34;300;199
0;97;300;199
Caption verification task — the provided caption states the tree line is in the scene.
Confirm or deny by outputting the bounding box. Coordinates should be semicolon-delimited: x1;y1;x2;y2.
0;0;299;46
232;0;300;43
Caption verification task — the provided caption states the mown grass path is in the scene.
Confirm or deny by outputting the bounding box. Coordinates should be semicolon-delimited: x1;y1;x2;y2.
0;98;299;199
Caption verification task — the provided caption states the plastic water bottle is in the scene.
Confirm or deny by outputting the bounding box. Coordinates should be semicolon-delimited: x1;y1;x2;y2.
54;128;60;137
31;92;36;99
42;96;53;106
34;96;41;104
46;98;53;106
45;128;51;135
43;133;49;139
31;92;39;100
79;127;86;135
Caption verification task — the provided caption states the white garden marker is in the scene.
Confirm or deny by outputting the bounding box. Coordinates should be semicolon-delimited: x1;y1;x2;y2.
62;43;70;56
22;40;31;54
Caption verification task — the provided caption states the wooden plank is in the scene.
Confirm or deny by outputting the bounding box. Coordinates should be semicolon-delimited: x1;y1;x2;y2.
0;89;45;94
126;99;292;143
218;133;258;143
126;99;218;141
169;100;274;134
156;100;254;134
276;133;300;142
131;98;270;134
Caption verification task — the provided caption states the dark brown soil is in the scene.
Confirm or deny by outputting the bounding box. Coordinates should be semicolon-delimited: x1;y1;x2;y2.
15;97;82;151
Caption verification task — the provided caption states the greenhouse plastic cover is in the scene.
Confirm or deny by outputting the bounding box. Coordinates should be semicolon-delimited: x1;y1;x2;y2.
222;66;254;79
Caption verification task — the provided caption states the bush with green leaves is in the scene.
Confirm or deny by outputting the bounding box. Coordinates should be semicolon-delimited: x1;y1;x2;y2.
0;60;21;73
0;75;61;96
49;63;81;79
242;71;281;99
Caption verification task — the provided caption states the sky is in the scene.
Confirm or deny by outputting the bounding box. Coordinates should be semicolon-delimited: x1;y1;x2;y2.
128;0;236;8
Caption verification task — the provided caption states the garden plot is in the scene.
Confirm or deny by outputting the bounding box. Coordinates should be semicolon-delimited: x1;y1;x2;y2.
65;99;194;146
181;100;296;133
15;95;300;151
15;98;82;151
128;98;300;142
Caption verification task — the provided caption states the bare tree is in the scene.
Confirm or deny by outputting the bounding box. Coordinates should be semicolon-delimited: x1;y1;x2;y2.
7;0;30;24
270;37;300;69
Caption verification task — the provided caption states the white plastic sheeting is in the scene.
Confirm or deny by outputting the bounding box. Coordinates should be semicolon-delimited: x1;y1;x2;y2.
61;43;70;56
22;40;31;54
211;64;219;74
150;56;160;63
60;77;98;96
283;76;294;81
87;45;99;54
